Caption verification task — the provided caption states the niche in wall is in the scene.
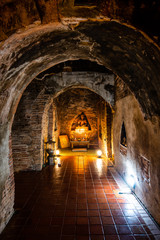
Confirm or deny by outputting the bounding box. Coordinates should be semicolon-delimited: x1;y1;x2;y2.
120;122;127;156
71;112;91;141
121;122;127;147
71;112;91;131
56;88;100;146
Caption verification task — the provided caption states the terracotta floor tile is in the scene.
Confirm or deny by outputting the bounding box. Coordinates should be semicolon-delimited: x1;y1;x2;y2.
96;190;105;193
104;190;114;194
65;210;76;217
114;217;127;225
61;236;75;240
66;203;76;209
97;193;106;198
98;204;109;210
48;225;61;235
97;198;107;203
123;210;137;217
103;225;117;235
117;199;129;204
148;235;160;240
20;226;36;235
78;198;87;203
37;217;52;226
126;217;141;225
76;236;90;240
88;210;100;217
134;235;150;239
138;216;146;224
105;235;119;240
77;203;88;210
51;217;63;225
119;235;135;240
111;210;124;217
87;198;97;204
34;226;50;235
1;155;160;240
54;210;65;217
116;225;132;235
103;186;111;190
90;225;103;235
76;225;89;235
77;210;88;217
62;225;76;235
120;204;135;210
91;235;104;240
101;217;114;225
105;194;115;198
109;204;120;210
87;193;96;198
77;217;89;225
90;217;102;225
88;203;99;209
108;199;118;204
100;210;111;217
63;217;76;225
130;225;146;234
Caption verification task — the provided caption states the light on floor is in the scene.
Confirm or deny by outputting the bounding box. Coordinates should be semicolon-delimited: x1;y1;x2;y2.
96;158;102;171
127;174;135;189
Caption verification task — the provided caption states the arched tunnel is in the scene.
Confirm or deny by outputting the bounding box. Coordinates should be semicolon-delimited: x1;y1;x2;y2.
0;0;160;239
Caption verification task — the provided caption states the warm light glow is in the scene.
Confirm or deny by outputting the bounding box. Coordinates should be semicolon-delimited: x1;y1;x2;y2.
75;127;85;134
57;157;61;167
56;149;60;155
97;150;102;157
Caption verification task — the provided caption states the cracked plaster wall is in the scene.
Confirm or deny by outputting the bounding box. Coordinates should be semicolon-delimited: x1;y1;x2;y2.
113;79;160;224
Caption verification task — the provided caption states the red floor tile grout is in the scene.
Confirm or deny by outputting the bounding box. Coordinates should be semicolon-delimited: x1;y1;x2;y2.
1;155;160;240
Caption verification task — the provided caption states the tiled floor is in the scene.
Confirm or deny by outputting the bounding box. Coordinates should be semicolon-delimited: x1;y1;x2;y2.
1;155;160;240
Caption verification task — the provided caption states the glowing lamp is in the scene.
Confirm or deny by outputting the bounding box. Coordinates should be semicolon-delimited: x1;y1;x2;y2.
56;149;60;155
97;150;102;158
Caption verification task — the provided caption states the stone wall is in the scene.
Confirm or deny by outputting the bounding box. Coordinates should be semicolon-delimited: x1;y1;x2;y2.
42;71;115;107
12;83;52;172
113;79;160;224
0;135;14;233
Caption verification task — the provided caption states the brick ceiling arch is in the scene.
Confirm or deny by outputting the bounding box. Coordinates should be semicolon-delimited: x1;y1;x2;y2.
0;20;160;125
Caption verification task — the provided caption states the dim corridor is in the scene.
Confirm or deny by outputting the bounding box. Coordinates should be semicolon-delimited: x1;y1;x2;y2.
1;155;160;240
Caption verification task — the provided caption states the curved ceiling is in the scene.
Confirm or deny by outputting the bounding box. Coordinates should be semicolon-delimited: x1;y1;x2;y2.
0;20;160;124
0;0;160;43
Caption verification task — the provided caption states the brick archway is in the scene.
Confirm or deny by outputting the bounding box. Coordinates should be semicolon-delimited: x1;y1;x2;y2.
0;20;160;232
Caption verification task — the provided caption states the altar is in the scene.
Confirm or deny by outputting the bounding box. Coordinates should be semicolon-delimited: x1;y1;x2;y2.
70;112;91;149
70;140;90;149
